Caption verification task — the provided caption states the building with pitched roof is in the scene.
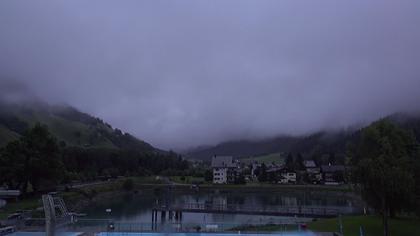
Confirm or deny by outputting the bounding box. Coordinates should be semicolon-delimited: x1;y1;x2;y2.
211;156;238;184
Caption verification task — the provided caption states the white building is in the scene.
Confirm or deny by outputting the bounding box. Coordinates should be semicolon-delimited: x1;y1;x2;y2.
211;156;237;184
280;171;297;184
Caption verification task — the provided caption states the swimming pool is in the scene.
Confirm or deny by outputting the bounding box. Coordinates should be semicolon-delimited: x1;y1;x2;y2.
8;231;316;236
8;233;83;236
96;233;316;236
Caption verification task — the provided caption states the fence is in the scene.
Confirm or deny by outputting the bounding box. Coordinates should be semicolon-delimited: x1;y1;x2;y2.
153;203;357;218
19;218;306;234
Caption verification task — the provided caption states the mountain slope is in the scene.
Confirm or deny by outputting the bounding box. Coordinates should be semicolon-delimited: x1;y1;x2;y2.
185;113;420;161
185;131;353;161
0;101;155;152
0;124;20;147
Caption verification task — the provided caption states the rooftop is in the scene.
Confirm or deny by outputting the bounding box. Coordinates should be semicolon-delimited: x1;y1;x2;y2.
321;165;345;172
211;156;236;168
303;160;316;168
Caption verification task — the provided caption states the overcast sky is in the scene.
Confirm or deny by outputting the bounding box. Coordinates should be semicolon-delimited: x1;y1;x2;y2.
0;0;420;149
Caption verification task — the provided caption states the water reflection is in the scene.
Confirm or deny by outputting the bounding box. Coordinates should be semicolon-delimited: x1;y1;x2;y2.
82;189;362;225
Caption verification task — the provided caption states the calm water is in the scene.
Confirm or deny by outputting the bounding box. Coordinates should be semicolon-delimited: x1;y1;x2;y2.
81;188;363;225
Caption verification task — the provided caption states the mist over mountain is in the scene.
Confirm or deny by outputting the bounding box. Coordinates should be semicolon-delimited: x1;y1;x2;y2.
1;1;420;150
0;95;156;152
185;130;353;160
185;112;420;161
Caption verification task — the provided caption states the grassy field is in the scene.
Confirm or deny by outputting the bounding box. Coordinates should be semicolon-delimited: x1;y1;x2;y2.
169;176;206;184
241;152;284;165
37;113;117;148
131;176;165;185
229;216;420;235
229;224;299;232
308;215;420;235
0;198;41;220
199;183;352;192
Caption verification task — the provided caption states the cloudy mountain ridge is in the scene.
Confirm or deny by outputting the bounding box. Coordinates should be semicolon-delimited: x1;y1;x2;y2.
185;112;420;161
0;99;155;152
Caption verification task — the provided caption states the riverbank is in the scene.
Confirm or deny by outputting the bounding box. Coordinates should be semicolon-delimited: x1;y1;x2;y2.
168;176;354;192
62;176;355;196
198;183;353;192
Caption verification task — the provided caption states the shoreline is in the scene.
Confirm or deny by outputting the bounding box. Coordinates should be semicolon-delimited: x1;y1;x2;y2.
0;178;355;220
63;181;358;216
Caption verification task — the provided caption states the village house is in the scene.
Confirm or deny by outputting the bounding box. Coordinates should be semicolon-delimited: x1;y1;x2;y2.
250;162;260;179
304;160;322;183
321;164;346;185
266;167;296;184
211;156;238;184
303;160;319;173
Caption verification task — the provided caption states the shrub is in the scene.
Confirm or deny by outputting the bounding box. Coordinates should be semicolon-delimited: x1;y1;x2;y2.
122;178;134;191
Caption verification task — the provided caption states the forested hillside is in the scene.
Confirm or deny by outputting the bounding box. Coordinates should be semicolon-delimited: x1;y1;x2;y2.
186;112;420;163
0;123;189;194
0;100;154;151
0;99;190;193
185;131;355;161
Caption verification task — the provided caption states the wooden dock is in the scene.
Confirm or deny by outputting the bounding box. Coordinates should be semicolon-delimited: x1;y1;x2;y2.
152;202;345;219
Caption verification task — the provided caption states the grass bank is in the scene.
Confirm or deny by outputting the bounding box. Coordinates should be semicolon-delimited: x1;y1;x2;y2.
198;183;353;192
229;224;300;232
232;215;420;235
308;215;420;236
135;175;352;193
169;176;206;184
0;198;40;220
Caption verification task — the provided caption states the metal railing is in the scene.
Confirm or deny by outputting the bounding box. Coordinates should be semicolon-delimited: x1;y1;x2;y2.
0;190;20;198
74;220;304;233
154;203;355;217
19;218;307;234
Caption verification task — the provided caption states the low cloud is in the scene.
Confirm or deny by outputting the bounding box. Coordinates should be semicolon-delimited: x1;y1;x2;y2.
1;0;419;149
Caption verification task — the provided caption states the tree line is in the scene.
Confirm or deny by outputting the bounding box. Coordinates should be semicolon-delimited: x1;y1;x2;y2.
0;123;189;194
349;119;420;236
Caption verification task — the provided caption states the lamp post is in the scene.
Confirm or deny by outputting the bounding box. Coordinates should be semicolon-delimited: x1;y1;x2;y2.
106;208;114;231
338;214;343;235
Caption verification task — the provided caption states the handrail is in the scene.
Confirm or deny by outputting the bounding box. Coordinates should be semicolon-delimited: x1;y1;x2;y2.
0;190;20;197
153;202;347;216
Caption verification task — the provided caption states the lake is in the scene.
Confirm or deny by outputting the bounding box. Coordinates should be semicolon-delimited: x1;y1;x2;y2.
80;187;364;226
